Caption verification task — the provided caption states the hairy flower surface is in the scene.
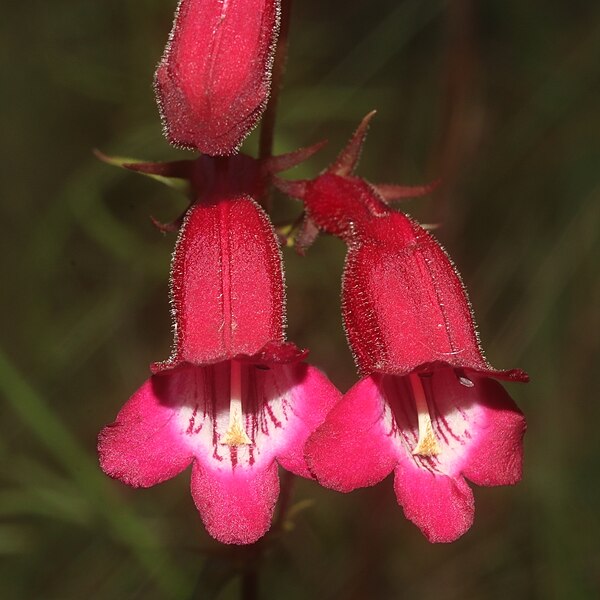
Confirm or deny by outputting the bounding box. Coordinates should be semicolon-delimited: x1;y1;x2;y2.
281;115;528;542
155;0;280;154
99;154;339;544
306;368;525;542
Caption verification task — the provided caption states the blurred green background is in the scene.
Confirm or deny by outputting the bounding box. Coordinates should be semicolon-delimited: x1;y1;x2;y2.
1;0;599;598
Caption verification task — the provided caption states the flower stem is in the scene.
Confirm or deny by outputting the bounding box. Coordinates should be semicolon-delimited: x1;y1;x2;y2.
272;469;296;532
241;565;259;600
258;0;293;164
236;7;295;599
236;472;295;600
429;0;478;249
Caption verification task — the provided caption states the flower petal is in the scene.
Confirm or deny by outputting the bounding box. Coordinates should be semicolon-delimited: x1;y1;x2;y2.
379;368;525;541
155;0;280;154
273;364;341;478
380;368;526;482
156;361;337;477
165;196;285;368
191;460;279;544
98;373;194;487
393;460;474;543
305;376;398;492
457;374;526;486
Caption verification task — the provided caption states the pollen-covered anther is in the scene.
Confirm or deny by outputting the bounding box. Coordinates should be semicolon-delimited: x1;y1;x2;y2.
223;420;252;447
223;361;252;447
409;373;440;457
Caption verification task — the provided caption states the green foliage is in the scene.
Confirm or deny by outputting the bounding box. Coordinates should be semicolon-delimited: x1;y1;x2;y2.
1;0;599;598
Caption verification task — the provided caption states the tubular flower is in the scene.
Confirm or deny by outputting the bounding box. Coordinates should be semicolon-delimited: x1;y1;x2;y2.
280;114;528;542
98;152;340;545
155;0;281;155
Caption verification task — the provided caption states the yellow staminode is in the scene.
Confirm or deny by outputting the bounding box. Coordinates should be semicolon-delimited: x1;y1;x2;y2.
409;373;440;457
222;360;252;447
223;419;252;446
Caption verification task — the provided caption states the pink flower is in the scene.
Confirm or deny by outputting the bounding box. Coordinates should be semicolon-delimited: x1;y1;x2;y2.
98;152;339;545
280;114;527;542
305;370;526;543
155;0;281;155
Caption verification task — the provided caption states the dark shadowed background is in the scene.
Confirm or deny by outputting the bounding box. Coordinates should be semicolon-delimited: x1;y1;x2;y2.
1;0;599;598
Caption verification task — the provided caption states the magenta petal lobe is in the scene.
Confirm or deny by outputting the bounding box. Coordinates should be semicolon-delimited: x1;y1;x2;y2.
191;460;279;544
274;364;341;478
305;376;398;492
98;373;194;488
393;461;474;543
458;375;526;486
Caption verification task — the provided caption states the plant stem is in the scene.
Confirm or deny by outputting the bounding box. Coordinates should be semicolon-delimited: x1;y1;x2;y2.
241;564;259;600
429;0;478;251
272;470;296;533
237;6;295;598
259;0;293;163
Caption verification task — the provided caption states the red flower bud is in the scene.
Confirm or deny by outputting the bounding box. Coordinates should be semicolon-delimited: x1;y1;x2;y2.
155;0;281;155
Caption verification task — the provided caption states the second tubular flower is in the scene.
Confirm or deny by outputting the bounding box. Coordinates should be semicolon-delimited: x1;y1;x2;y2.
279;115;528;543
98;155;340;545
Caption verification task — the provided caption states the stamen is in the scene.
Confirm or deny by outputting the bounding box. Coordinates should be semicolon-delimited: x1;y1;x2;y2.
409;373;440;457
222;360;252;446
